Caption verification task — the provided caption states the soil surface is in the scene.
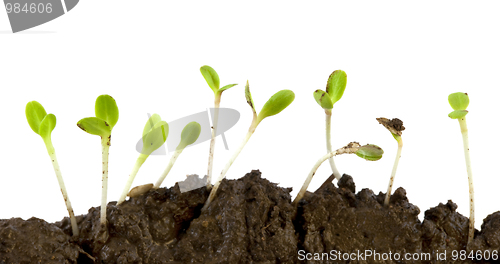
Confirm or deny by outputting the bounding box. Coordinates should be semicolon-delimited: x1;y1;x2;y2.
2;170;500;263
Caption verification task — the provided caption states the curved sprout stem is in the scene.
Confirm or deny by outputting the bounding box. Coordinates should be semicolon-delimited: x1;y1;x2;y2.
206;96;221;189
154;149;182;189
384;136;403;207
100;137;110;226
44;138;79;236
293;143;360;205
459;117;475;250
117;153;148;205
325;109;341;180
203;126;255;211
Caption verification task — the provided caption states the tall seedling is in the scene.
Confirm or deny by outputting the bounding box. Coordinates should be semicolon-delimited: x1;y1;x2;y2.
376;117;405;207
448;92;475;250
77;95;119;227
202;82;294;210
117;114;168;204
26;101;79;236
200;66;237;189
313;70;347;180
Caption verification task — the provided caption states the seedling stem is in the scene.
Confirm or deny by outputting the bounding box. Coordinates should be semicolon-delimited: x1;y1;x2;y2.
206;96;221;189
202;81;294;210
155;149;181;189
118;154;148;204
376;117;405;207
203;126;255;211
313;70;347;181
26;101;79;236
101;137;110;225
293;142;383;205
384;135;402;206
325;109;341;180
200;66;238;189
460;117;475;250
154;121;201;189
117;114;168;204
447;92;474;250
45;139;79;236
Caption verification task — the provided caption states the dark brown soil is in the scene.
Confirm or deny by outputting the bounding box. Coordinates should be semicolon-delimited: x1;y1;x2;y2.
2;170;500;263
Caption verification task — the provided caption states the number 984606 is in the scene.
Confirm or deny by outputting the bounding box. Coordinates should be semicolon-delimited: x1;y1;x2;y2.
5;3;52;14
452;250;498;261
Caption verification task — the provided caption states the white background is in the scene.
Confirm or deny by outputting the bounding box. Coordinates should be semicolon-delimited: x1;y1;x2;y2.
1;1;499;230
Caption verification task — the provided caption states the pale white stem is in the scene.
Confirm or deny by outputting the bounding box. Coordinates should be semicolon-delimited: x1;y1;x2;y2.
203;128;254;210
206;97;221;189
325;109;341;180
384;137;403;207
117;154;148;205
293;145;358;205
100;137;110;226
44;139;79;236
154;149;182;189
459;117;475;250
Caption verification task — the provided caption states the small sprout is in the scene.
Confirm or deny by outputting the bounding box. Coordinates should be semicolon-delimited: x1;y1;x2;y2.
128;183;154;198
448;92;475;250
154;121;201;189
376;117;405;207
77;95;119;227
200;65;238;190
202;82;295;210
117;114;168;204
25;101;79;236
293;142;383;205
313;70;347;181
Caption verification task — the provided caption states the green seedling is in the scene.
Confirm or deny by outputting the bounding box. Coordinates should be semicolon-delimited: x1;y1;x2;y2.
200;65;238;190
117;114;168;204
26;101;79;236
77;95;119;227
154;121;201;188
376;117;405;207
448;92;475;250
313;70;347;181
293;142;383;205
202;82;295;210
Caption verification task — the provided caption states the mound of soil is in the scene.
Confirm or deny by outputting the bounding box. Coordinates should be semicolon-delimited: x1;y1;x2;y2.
1;170;500;263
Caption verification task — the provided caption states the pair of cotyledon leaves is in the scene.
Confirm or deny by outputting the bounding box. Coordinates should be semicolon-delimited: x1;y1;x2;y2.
200;65;295;125
26;101;57;141
77;95;119;143
76;95;200;154
313;70;347;110
448;92;469;119
141;114;201;155
200;65;238;97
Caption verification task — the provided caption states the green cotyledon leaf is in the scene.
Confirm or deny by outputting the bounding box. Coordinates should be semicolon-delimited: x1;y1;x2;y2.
200;65;220;93
95;95;119;130
326;70;347;105
26;101;48;136
77;117;111;137
176;121;201;151
257;90;295;124
313;89;334;109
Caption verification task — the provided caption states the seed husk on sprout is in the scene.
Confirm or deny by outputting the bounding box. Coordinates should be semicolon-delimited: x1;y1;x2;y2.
293;142;383;205
26;101;79;236
202;81;295;210
376;117;404;207
448;92;475;251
